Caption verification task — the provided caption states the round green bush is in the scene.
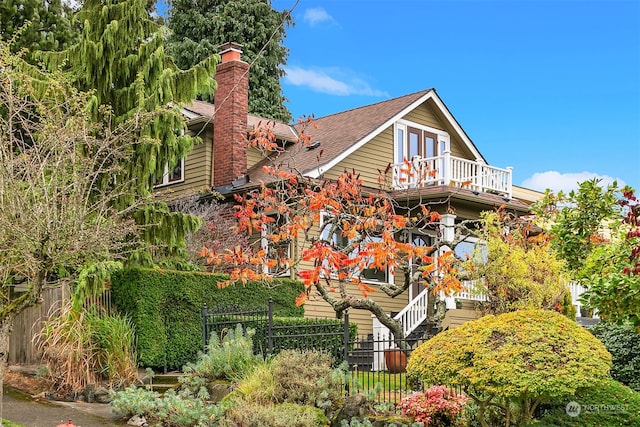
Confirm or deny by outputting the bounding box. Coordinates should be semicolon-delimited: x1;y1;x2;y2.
407;309;612;426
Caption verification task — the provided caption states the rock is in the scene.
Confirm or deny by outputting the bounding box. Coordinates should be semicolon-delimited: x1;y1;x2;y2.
331;393;372;426
94;386;112;404
127;414;148;426
84;383;96;403
207;381;232;402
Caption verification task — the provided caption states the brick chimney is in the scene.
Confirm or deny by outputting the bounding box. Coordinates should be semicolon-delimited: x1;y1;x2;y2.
213;42;249;188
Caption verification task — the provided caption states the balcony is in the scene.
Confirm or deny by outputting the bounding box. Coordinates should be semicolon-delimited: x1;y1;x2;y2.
391;153;513;199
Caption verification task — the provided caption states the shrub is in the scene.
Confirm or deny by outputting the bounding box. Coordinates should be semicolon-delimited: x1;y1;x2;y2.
397;386;469;427
271;349;345;411
110;385;224;426
407;309;612;426
37;303;138;393
226;349;346;415
589;321;640;392
110;385;162;419
527;378;640;426
110;267;304;369
180;324;261;390
228;359;276;405
219;402;328;427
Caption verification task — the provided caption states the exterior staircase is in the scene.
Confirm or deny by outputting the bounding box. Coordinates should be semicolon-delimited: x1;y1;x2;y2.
139;370;181;394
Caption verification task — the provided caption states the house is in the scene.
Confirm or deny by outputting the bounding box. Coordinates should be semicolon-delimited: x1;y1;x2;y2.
156;43;545;340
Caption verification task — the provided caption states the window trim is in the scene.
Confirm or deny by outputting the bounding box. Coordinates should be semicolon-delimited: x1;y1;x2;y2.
154;158;185;188
261;216;292;277
394;120;450;164
319;211;394;285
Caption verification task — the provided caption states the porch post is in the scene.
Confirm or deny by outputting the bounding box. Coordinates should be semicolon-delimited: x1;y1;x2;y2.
372;315;390;371
440;214;457;308
440;214;456;244
442;147;451;186
506;166;513;199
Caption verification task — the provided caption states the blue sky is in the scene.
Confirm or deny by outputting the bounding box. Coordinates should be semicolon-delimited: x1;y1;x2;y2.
269;0;640;194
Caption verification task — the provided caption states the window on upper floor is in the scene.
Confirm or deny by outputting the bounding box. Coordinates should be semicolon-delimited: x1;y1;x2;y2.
261;215;291;277
154;158;184;187
319;212;393;284
394;121;450;187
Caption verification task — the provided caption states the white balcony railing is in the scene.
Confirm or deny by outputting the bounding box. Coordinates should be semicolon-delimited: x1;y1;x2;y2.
391;152;513;199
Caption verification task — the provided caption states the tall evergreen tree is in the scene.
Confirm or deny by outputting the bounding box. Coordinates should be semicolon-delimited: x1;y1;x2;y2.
41;0;219;265
0;0;77;60
167;0;293;122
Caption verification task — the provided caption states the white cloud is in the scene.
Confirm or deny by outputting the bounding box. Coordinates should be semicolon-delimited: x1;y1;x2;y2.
521;171;626;194
303;7;335;27
284;66;389;97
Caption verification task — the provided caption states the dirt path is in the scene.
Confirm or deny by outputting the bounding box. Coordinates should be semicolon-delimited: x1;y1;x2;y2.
2;388;126;427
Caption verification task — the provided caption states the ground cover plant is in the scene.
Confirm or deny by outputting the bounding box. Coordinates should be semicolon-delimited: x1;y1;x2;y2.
527;377;640;427
110;327;354;426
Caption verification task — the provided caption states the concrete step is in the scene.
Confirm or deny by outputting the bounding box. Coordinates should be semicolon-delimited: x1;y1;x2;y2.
138;370;182;394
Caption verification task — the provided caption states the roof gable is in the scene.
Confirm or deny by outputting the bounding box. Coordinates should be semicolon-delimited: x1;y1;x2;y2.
295;89;486;178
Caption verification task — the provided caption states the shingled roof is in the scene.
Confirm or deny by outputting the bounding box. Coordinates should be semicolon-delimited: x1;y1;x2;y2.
246;88;485;185
183;100;298;142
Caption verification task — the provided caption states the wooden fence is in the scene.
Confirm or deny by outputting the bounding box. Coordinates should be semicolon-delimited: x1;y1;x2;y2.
8;285;68;365
8;285;112;365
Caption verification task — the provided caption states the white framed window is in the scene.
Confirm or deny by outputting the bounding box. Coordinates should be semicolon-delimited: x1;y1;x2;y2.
154;158;184;187
454;236;487;264
261;215;291;277
393;121;450;188
319;211;393;284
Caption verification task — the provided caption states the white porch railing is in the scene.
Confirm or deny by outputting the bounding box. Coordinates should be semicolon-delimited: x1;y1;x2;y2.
391;152;513;199
371;281;594;370
372;287;430;371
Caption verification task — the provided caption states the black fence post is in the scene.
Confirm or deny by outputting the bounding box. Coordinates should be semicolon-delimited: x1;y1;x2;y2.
268;298;273;354
202;303;208;353
343;310;350;396
343;310;350;365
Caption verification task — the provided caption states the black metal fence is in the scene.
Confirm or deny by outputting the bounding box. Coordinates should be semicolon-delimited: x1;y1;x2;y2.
202;300;427;403
202;299;351;363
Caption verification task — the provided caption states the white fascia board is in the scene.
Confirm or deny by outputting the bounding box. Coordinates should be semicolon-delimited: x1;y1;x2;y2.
305;90;485;178
428;93;484;162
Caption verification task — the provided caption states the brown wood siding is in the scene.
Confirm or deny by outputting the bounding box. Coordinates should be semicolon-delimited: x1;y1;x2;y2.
155;129;213;199
322;127;394;188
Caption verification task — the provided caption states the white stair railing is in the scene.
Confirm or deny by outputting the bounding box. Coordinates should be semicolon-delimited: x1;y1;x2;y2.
372;287;431;370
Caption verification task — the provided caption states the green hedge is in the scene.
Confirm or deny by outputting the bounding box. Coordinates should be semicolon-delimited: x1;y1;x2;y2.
110;267;304;370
